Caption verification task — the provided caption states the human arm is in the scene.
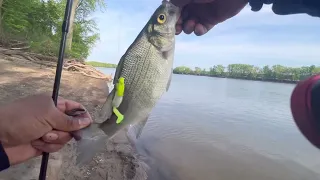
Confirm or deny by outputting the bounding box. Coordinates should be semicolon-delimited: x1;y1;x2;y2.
172;0;320;36
250;0;320;17
0;143;9;171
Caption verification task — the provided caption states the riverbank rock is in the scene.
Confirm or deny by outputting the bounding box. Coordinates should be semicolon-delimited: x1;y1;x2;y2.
0;55;148;180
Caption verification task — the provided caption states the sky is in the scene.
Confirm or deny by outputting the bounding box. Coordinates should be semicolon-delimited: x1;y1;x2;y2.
87;0;320;69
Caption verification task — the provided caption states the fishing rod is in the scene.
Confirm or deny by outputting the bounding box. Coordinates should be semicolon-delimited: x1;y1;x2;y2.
38;0;73;179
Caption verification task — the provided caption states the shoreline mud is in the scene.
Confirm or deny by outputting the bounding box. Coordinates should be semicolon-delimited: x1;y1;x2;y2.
0;55;147;180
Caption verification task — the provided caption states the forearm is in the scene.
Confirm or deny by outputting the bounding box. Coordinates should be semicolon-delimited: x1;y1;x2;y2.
0;106;10;172
0;143;10;172
0;105;9;146
249;0;320;17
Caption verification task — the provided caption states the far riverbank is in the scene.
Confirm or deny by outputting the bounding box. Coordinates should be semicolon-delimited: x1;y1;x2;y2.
173;64;320;85
88;61;318;84
173;72;299;84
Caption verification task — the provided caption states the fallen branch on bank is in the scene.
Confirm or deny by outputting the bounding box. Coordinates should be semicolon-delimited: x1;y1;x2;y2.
0;47;113;81
63;60;113;80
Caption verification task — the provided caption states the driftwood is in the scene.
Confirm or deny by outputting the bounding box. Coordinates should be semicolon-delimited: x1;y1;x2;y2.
63;60;112;80
0;47;113;81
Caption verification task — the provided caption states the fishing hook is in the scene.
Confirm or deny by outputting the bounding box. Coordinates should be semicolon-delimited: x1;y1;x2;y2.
38;0;73;180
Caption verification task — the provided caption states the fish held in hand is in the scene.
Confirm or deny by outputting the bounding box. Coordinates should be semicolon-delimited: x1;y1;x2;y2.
74;0;180;165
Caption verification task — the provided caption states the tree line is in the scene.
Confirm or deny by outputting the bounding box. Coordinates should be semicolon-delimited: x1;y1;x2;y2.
0;0;106;61
173;64;320;83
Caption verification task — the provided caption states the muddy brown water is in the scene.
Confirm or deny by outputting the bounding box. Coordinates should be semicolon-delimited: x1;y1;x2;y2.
99;67;320;180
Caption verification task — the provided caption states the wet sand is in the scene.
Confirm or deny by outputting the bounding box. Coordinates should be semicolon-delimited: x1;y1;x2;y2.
138;137;320;180
0;57;148;180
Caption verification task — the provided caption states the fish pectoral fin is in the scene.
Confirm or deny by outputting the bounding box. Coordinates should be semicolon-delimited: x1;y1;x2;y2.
166;70;173;92
97;89;115;123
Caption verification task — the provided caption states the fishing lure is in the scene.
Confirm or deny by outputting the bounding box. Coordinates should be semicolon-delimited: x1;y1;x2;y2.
112;77;125;124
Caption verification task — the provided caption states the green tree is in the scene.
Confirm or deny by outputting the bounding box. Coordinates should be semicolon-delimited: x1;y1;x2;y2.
65;0;106;52
194;67;201;75
172;63;320;83
173;66;193;74
0;0;105;60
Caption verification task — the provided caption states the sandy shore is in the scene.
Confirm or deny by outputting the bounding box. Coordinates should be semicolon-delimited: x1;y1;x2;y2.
0;57;148;180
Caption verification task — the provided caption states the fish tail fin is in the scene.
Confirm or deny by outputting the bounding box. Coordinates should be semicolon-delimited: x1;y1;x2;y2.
74;124;108;166
126;117;149;145
126;125;138;146
134;117;149;139
97;89;115;123
124;121;150;180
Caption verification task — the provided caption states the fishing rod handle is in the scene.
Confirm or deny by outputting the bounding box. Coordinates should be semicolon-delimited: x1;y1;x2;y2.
291;74;320;149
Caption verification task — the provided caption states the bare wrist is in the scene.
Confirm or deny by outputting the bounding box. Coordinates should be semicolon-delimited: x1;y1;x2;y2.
0;142;10;171
0;106;9;146
248;0;320;17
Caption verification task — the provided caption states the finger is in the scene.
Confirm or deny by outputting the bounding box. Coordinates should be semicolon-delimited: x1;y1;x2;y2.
4;144;42;165
175;15;183;35
48;98;92;131
42;130;72;144
31;140;64;153
194;23;214;36
183;17;198;34
177;15;183;25
57;98;85;114
49;114;92;132
57;98;92;119
176;24;183;35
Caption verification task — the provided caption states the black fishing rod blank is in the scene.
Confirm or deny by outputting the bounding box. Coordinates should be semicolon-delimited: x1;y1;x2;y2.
38;0;73;180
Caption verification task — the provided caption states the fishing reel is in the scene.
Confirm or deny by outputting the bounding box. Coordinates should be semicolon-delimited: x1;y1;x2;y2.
291;74;320;149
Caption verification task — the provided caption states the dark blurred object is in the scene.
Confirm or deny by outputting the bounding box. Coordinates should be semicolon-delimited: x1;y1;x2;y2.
291;74;320;149
65;108;87;117
65;108;87;141
249;0;274;11
249;0;320;17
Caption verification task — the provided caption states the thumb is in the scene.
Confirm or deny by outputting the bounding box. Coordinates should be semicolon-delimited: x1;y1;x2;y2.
50;112;92;132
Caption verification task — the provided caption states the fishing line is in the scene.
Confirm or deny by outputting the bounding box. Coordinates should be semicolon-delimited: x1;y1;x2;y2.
38;0;73;180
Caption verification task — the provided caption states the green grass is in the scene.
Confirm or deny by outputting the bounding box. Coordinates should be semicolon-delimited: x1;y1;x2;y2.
85;61;117;68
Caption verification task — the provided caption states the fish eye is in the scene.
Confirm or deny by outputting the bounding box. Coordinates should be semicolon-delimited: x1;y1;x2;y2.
157;14;166;24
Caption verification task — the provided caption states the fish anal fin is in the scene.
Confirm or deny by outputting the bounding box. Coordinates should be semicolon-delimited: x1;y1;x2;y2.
126;116;149;146
75;123;109;166
96;89;115;123
166;69;173;92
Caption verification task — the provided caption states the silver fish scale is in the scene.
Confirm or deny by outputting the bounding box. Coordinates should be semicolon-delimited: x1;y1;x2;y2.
120;33;171;111
74;1;179;167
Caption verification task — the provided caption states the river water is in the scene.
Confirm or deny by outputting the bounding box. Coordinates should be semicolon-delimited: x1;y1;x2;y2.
97;67;320;180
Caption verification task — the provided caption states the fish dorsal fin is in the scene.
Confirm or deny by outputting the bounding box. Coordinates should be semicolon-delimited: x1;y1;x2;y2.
166;69;173;92
113;55;126;85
